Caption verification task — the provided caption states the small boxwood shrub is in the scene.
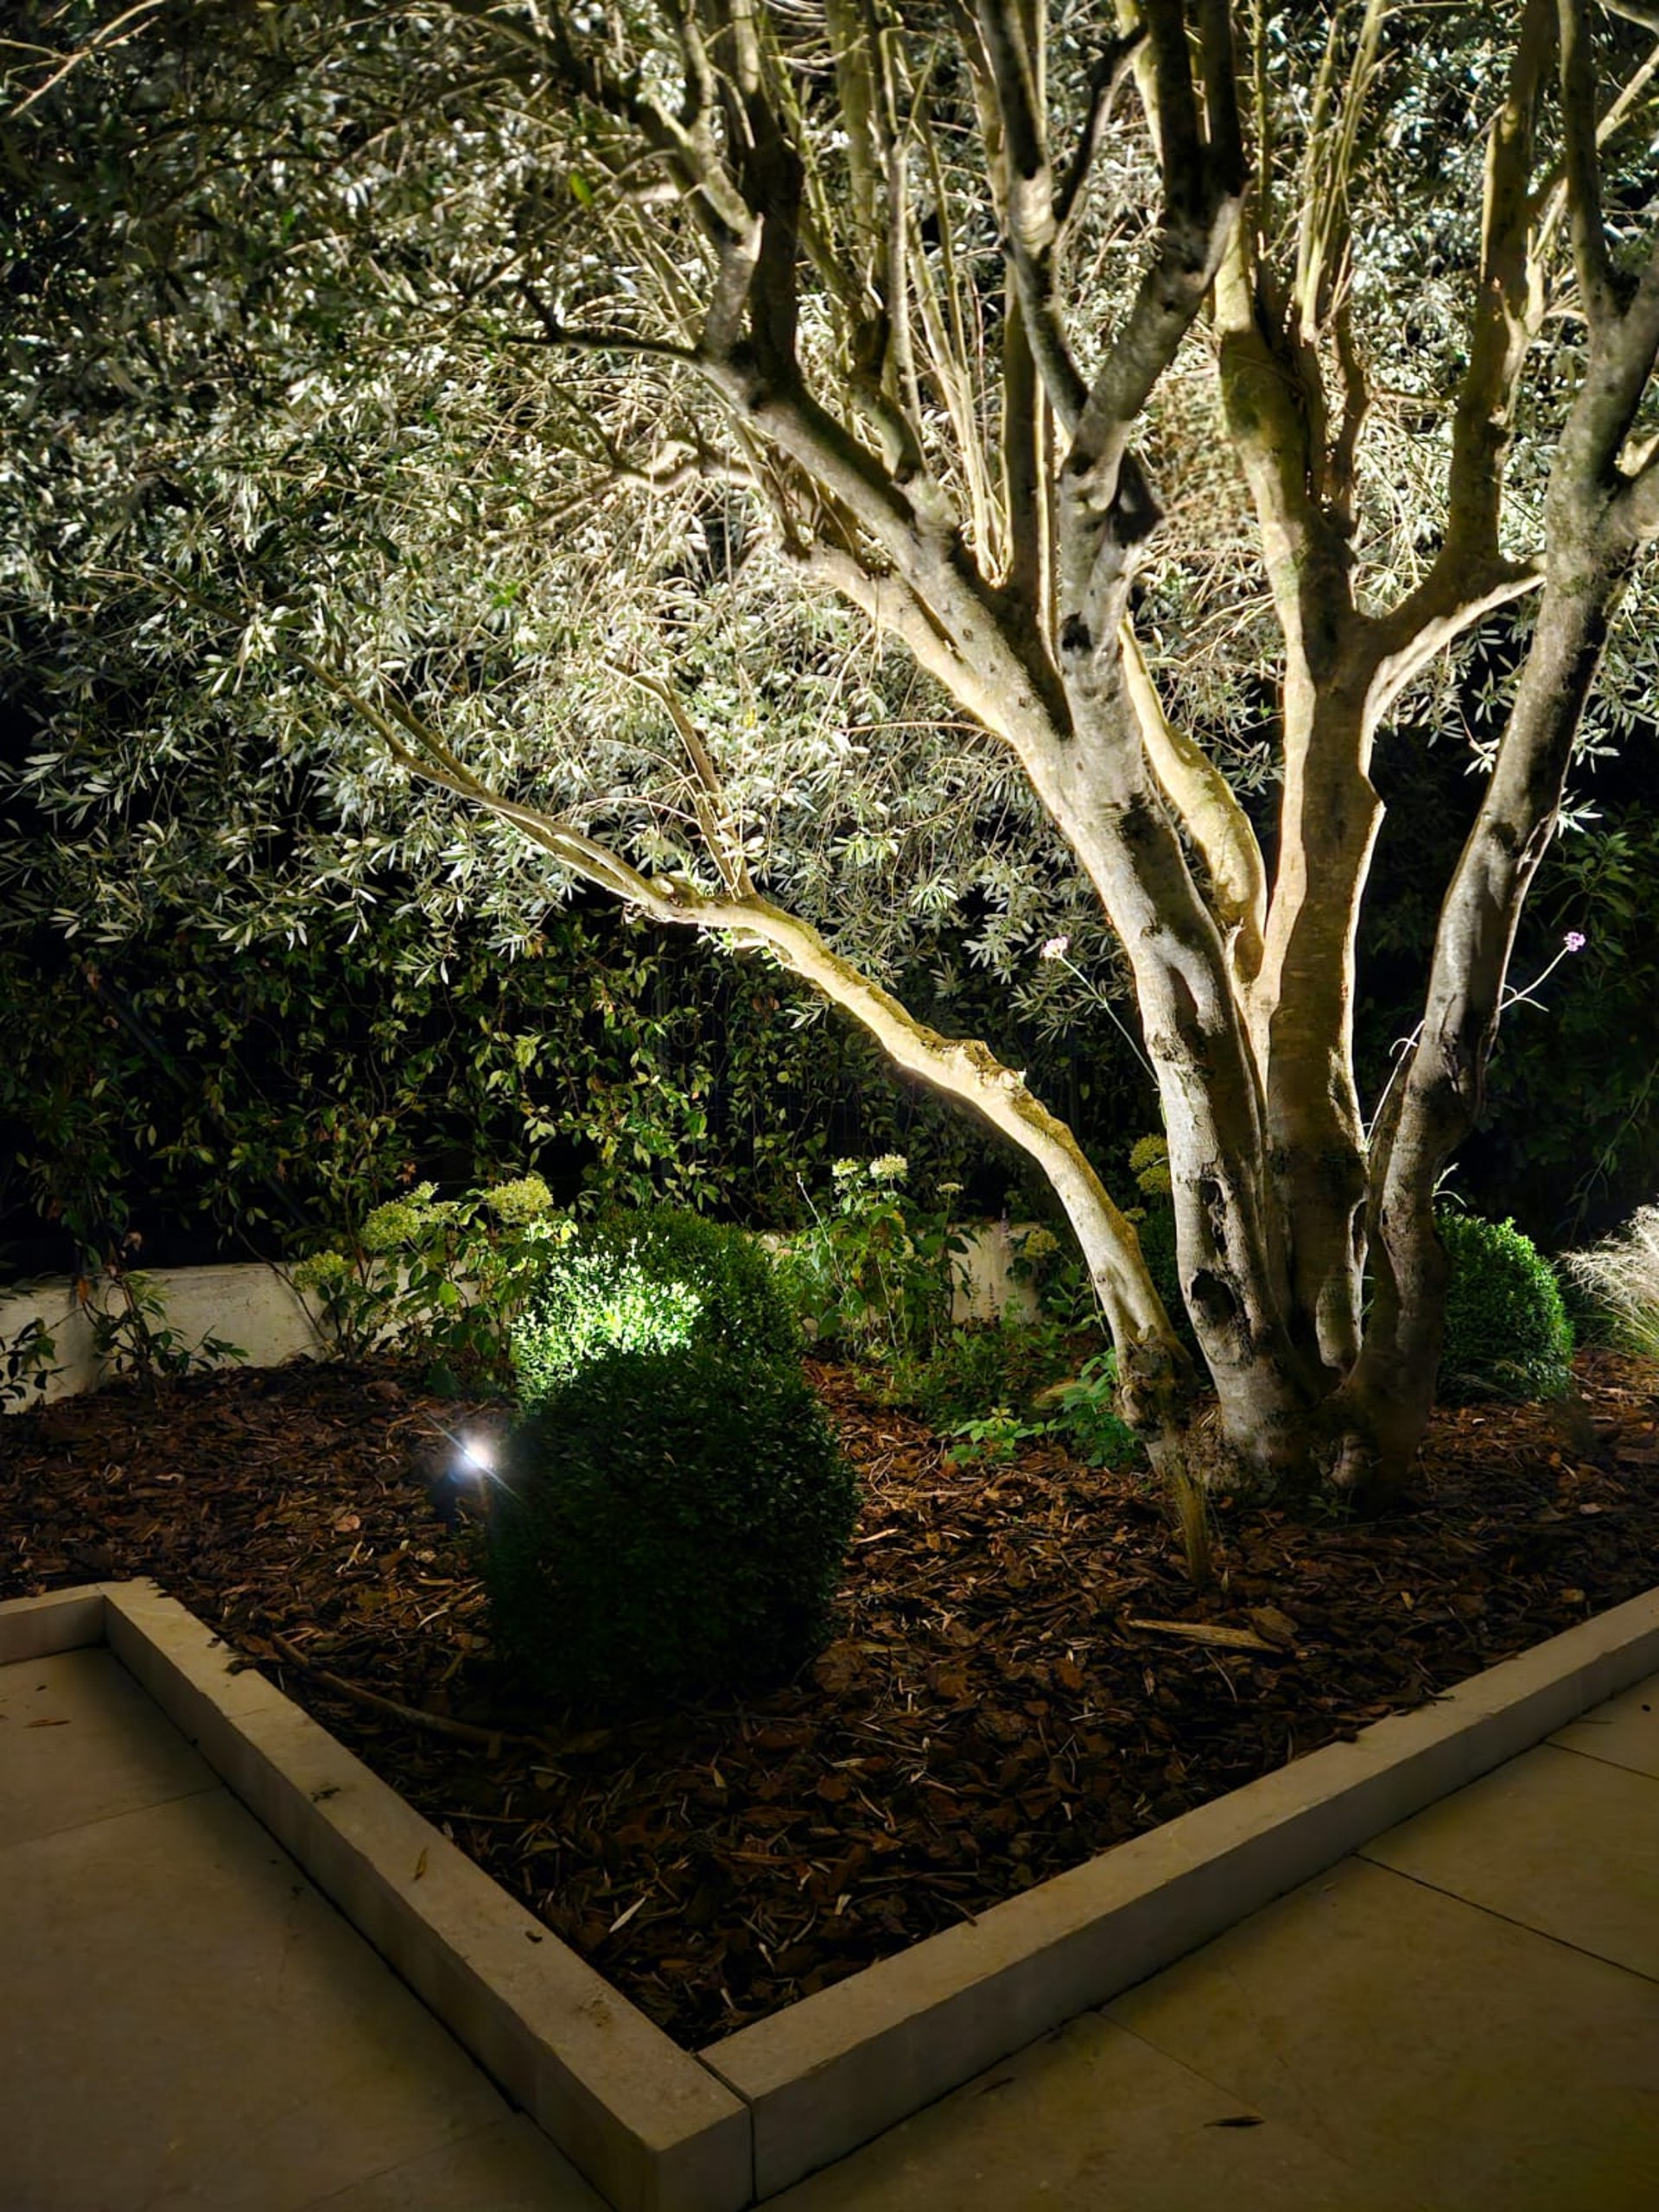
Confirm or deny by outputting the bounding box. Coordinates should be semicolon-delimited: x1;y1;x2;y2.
486;1342;858;1707
1438;1209;1573;1403
511;1206;798;1409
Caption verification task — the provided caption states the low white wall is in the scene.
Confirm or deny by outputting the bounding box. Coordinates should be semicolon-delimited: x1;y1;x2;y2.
0;1265;326;1408
0;1226;1042;1411
947;1221;1041;1325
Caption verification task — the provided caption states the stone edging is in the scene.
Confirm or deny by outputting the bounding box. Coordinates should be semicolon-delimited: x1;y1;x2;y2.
5;1578;1659;2208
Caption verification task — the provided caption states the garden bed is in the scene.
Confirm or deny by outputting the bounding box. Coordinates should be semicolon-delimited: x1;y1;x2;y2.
3;1350;1656;2051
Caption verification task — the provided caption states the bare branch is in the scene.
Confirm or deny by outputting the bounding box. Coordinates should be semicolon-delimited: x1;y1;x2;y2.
1070;0;1242;481
612;667;755;898
1532;28;1659;247
1370;561;1546;721
4;0;163;118
975;0;1089;431
1559;0;1619;327
1053;30;1147;237
1058;0;1243;665
300;624;1183;1386
1387;0;1554;638
1120;622;1268;984
511;289;701;365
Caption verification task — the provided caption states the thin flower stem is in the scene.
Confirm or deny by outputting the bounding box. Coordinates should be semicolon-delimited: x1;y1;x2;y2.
1055;956;1159;1086
1363;936;1586;1146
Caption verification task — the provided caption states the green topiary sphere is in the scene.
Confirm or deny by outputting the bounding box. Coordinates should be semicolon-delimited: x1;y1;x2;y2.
1437;1209;1573;1403
486;1342;858;1707
511;1205;799;1410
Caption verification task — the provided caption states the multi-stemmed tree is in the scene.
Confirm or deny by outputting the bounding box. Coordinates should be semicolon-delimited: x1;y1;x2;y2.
4;1;1657;1492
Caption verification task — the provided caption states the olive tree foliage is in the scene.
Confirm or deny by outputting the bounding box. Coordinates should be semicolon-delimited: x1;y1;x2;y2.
3;0;1659;1492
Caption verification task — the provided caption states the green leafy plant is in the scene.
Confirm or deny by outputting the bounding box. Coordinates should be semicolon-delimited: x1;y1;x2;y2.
82;1267;244;1392
292;1172;563;1385
782;1156;968;1365
510;1205;798;1410
0;905;1005;1279
1437;1210;1574;1403
485;1342;858;1707
944;1346;1143;1471
0;1315;61;1411
895;1308;1066;1431
1561;1204;1659;1360
1044;1352;1143;1470
947;1404;1051;1465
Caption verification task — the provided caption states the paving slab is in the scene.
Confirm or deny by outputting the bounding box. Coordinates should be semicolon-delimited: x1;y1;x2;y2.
0;1644;216;1847
766;2006;1414;2212
301;2114;597;2209
1360;1738;1659;1980
0;1655;605;2212
1105;1855;1659;2212
1550;1666;1659;1778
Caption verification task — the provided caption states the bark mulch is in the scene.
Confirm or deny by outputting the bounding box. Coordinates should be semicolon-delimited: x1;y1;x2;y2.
3;1349;1656;2051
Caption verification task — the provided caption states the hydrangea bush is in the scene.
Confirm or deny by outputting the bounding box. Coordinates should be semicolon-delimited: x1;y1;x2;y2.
291;1171;561;1381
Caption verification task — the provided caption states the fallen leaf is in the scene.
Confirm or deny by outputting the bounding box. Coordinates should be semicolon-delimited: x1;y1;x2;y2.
1247;1605;1298;1648
412;1847;428;1881
1127;1618;1274;1654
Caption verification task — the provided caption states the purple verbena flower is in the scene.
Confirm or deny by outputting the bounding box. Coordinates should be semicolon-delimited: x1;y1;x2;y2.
1564;930;1586;953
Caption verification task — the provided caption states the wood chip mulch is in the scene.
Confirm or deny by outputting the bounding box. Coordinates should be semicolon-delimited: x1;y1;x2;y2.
3;1349;1656;2050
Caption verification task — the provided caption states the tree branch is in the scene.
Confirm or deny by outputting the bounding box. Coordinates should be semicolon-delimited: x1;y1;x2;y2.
1054;31;1147;237
611;666;755;898
1618;441;1659;535
1119;621;1268;985
303;636;1187;1405
1055;0;1243;674
1559;0;1619;329
1416;0;1555;597
974;0;1090;433
1069;0;1243;496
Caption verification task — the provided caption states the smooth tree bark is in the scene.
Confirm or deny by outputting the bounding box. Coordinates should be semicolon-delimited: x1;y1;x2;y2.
336;0;1659;1493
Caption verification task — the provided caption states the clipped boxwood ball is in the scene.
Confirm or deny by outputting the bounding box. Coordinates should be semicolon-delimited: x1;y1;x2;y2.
1438;1209;1573;1404
486;1342;857;1707
511;1205;798;1410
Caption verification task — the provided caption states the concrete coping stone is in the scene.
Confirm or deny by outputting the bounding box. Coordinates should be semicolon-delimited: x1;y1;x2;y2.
5;1577;1658;2208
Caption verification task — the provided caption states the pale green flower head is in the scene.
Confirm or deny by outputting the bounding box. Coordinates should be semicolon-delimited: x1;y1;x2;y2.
485;1173;556;1225
1020;1225;1060;1261
830;1159;863;1184
360;1183;440;1251
868;1153;908;1184
291;1249;350;1291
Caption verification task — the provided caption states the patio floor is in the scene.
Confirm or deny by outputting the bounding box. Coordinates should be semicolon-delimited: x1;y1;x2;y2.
2;1639;1656;2212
